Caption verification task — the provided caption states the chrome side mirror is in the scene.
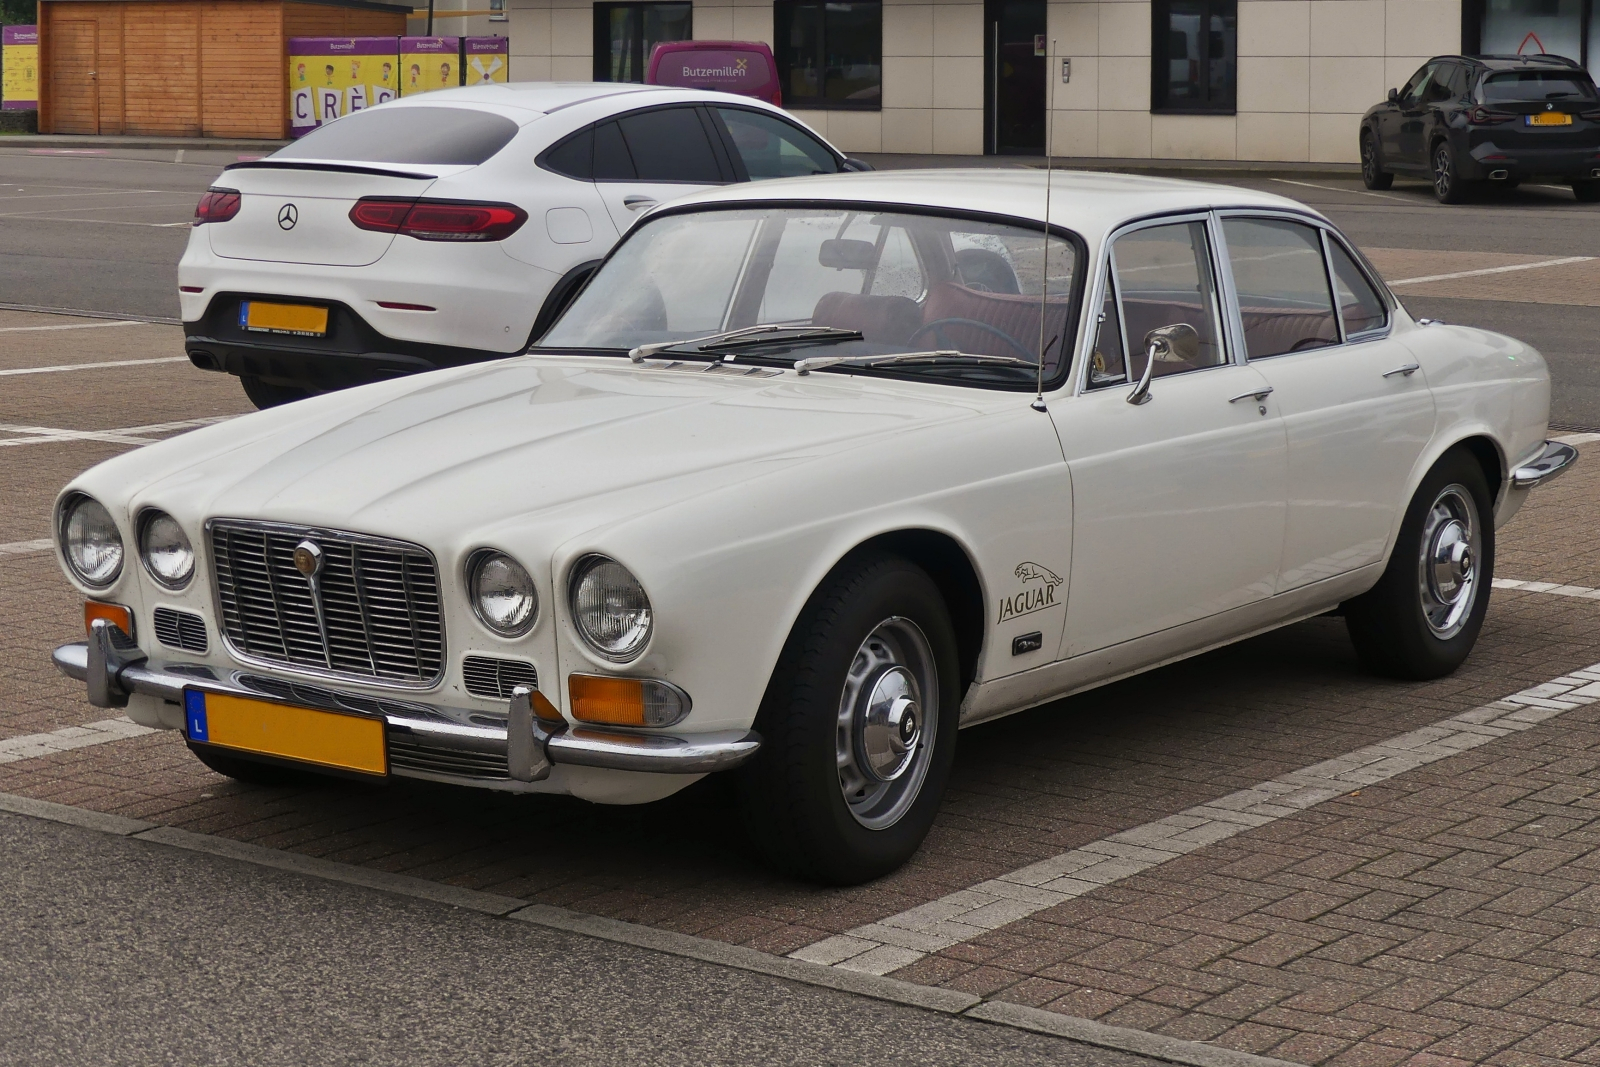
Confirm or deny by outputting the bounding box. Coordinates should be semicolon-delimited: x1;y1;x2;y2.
1127;323;1198;406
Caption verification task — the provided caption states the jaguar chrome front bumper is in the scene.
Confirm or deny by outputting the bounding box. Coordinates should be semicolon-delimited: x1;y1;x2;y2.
52;629;761;789
1512;440;1580;490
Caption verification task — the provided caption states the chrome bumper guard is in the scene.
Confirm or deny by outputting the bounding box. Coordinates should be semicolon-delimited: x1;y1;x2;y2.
53;628;760;783
1512;440;1579;490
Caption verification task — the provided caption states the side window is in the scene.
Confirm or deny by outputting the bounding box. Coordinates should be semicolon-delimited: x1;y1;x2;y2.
615;107;723;183
1111;221;1226;379
1221;217;1338;359
757;214;920;322
593;120;635;180
1327;240;1388;337
1087;280;1127;386
1446;63;1472;99
1425;63;1458;102
714;107;839;179
541;126;594;180
1400;63;1435;105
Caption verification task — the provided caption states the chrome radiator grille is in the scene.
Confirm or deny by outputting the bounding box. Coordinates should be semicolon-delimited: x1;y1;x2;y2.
208;520;445;686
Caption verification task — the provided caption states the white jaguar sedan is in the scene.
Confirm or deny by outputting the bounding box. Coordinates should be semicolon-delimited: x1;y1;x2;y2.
57;170;1574;884
177;82;860;408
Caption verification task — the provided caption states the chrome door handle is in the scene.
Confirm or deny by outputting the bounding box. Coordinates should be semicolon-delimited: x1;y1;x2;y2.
622;195;657;211
1228;387;1273;403
1383;363;1420;378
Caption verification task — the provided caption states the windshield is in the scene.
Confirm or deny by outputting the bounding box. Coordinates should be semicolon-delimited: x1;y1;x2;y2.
274;107;520;165
1481;70;1598;103
540;206;1080;382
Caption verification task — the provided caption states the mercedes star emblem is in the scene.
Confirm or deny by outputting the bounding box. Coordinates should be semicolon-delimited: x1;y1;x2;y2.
277;203;299;230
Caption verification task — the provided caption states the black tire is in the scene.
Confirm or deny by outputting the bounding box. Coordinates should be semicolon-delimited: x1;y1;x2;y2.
1573;180;1600;203
1343;449;1494;680
239;375;312;409
187;741;309;786
736;551;961;885
1431;141;1473;204
1360;132;1394;190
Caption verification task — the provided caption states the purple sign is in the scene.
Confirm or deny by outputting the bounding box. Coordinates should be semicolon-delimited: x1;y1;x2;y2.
463;36;508;84
289;36;399;56
464;37;508;55
288;37;401;136
646;41;780;105
2;25;38;45
400;36;459;54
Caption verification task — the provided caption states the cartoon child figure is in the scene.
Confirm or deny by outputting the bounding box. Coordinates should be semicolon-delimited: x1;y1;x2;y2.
440;62;452;87
296;62;307;84
409;63;421;90
381;61;393;86
351;59;362;81
324;64;336;86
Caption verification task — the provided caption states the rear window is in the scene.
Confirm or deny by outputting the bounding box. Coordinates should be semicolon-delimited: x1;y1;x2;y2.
275;107;520;166
1481;70;1598;104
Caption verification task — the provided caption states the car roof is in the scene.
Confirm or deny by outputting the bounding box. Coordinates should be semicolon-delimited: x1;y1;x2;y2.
1450;54;1586;72
377;81;783;118
652;169;1324;245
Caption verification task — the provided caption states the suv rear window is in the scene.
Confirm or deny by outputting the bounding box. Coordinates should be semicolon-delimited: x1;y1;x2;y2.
1481;70;1598;104
275;107;520;165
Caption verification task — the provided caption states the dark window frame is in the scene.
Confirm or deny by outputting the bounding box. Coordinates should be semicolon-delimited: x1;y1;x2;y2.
1461;0;1592;72
773;0;884;111
592;1;693;84
1150;0;1238;114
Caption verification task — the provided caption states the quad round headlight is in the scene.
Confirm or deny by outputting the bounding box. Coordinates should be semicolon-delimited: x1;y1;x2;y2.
138;510;195;589
570;555;652;660
59;494;124;588
468;550;538;637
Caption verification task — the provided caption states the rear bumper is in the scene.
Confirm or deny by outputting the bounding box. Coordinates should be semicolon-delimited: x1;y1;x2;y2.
53;636;761;788
184;293;510;390
1461;136;1600;180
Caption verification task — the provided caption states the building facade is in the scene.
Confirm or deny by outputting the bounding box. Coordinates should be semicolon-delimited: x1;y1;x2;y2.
503;0;1599;162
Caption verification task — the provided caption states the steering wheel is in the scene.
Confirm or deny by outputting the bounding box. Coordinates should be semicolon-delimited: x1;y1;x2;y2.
1289;336;1331;352
909;318;1035;360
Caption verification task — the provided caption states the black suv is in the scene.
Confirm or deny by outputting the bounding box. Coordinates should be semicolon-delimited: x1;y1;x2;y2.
1360;54;1600;203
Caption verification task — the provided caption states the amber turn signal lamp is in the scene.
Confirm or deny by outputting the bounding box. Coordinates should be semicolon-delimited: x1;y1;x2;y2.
568;674;691;728
84;600;134;639
528;687;564;725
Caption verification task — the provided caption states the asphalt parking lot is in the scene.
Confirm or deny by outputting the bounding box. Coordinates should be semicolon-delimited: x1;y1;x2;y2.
5;146;1600;1066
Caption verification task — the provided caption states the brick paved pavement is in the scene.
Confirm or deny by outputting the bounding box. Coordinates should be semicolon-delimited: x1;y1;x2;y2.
5;306;1600;1065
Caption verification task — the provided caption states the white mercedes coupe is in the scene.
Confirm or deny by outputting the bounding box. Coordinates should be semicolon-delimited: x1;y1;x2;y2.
58;171;1574;884
178;82;861;408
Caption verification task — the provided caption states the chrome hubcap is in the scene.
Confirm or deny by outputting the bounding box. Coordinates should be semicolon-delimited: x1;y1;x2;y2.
1418;484;1479;639
836;617;937;830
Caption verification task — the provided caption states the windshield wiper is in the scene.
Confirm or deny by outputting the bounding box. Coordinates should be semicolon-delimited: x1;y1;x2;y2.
628;324;861;363
792;350;1035;376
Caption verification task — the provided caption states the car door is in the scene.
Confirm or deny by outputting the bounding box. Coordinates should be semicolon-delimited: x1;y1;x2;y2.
1051;215;1288;657
1397;63;1443;168
591;105;733;234
1219;215;1434;591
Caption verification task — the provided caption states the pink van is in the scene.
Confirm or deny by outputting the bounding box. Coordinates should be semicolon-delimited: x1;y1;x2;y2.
646;40;782;106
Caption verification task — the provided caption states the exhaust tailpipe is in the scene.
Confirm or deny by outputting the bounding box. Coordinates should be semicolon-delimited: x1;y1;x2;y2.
1488;169;1509;180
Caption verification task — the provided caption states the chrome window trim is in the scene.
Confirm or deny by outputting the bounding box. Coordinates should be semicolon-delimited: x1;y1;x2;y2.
1211;208;1394;353
1073;210;1234;395
203;517;448;692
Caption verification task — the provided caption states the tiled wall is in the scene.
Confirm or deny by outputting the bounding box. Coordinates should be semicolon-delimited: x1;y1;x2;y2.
504;0;1460;161
1048;0;1460;162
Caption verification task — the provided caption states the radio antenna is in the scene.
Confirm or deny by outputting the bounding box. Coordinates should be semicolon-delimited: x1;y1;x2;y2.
1032;38;1057;413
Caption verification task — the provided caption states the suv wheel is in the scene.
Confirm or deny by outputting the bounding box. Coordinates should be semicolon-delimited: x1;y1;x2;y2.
240;375;313;409
1361;132;1394;190
1431;142;1472;204
1573;180;1600;203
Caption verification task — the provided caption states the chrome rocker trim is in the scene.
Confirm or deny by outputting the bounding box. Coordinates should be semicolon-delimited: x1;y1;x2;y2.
1511;440;1579;491
54;630;761;784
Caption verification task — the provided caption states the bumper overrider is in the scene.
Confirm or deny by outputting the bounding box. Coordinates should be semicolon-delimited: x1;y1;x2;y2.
53;622;761;788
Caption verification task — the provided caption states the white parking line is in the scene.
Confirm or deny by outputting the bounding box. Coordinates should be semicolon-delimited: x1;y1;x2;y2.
0;538;52;557
1495;577;1600;599
0;415;235;448
1268;177;1415;204
1389;256;1594;286
0;356;188;375
0;717;154;764
793;660;1600;975
0;320;147;334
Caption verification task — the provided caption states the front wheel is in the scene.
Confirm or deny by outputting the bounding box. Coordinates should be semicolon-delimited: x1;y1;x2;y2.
1573;180;1600;203
1361;132;1394;190
1432;142;1473;204
737;552;961;885
1343;450;1494;679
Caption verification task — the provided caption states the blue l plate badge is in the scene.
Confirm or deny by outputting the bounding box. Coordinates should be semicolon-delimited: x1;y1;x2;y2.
184;690;209;741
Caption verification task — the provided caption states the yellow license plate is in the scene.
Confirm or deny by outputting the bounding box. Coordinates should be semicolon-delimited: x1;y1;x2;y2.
1527;112;1573;126
183;690;386;775
241;301;329;337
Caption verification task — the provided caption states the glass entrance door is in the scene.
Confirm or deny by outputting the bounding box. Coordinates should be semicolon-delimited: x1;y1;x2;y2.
985;0;1046;154
594;2;692;83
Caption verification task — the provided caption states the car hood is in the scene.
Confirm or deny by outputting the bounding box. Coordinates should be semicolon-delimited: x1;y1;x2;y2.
90;356;1008;547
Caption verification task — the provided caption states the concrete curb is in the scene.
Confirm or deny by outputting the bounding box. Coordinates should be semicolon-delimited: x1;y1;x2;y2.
2;788;1313;1067
0;301;181;326
0;134;287;152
